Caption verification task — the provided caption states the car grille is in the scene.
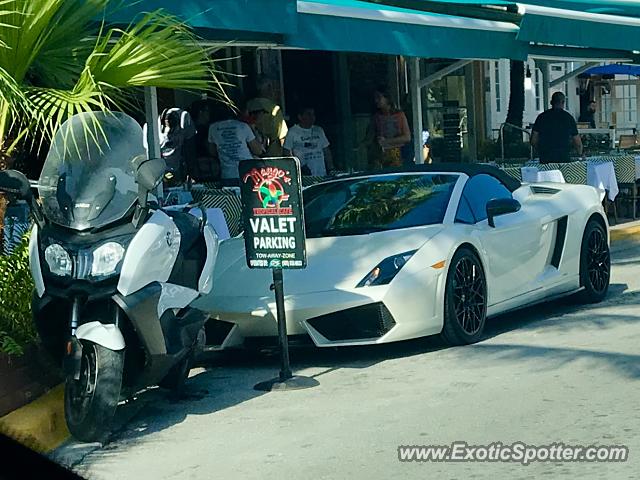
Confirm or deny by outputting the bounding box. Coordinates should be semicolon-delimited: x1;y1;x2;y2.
306;303;396;342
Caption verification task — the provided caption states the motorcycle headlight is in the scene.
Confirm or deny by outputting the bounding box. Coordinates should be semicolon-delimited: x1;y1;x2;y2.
44;244;73;277
91;242;125;278
356;250;417;287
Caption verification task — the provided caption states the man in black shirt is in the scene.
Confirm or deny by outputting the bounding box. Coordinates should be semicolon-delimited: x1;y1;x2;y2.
531;92;584;163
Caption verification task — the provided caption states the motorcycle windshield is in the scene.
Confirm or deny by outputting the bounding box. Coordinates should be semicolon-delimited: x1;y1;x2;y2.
38;112;146;231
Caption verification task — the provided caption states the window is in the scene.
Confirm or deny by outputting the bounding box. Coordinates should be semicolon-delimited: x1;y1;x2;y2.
458;174;512;223
494;62;501;113
615;81;637;124
303;174;459;238
455;194;475;224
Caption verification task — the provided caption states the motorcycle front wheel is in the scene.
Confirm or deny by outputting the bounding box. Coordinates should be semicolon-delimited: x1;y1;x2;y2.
64;341;124;443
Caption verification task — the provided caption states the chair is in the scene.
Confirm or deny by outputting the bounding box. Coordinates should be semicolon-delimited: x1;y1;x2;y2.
619;134;640;150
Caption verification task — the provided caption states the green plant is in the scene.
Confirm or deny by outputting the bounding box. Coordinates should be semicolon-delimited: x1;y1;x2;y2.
0;0;226;156
0;330;24;356
0;232;36;356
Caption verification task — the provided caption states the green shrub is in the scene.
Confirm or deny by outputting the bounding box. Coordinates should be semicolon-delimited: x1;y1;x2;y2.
0;232;36;356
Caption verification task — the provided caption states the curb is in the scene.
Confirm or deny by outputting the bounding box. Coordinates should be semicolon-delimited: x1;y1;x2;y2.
0;384;69;453
610;224;640;244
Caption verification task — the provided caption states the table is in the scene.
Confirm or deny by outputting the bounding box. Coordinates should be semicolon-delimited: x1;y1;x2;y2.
586;155;638;183
521;167;565;183
502;162;586;184
190;188;243;237
587;162;619;201
500;156;637;217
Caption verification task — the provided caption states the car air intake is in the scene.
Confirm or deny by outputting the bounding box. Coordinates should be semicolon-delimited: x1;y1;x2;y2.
306;302;396;341
204;319;235;348
530;185;560;195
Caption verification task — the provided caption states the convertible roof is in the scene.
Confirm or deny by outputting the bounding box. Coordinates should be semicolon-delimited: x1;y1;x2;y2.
327;163;522;192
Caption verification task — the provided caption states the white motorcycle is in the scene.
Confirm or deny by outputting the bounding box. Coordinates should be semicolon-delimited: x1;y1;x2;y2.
0;112;219;443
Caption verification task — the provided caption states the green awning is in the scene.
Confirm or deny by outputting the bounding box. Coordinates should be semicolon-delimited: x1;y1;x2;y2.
517;3;640;51
516;1;640;17
109;0;297;35
286;0;529;59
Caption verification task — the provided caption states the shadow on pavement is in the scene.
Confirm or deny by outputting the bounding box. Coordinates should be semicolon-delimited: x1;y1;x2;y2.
461;342;640;380
72;283;640;455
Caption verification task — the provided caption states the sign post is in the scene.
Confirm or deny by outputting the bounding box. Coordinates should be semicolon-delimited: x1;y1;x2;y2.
239;157;319;392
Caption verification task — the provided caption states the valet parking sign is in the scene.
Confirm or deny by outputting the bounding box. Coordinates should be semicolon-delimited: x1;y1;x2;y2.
239;157;307;270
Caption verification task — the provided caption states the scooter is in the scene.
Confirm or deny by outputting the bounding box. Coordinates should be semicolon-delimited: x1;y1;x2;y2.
0;112;219;443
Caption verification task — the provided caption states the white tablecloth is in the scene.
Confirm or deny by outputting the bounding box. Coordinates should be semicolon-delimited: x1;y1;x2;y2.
521;167;565;183
587;161;619;201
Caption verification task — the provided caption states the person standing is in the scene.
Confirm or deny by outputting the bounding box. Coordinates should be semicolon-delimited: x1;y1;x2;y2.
366;87;411;169
208;101;265;186
531;92;584;163
578;100;597;129
284;106;333;176
247;75;289;156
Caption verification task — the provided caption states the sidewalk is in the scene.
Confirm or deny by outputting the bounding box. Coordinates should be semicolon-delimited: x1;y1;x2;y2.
610;219;640;252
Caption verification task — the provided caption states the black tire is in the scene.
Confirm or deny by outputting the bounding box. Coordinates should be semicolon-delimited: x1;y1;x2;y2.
64;342;123;443
578;219;610;303
159;351;193;392
441;248;488;346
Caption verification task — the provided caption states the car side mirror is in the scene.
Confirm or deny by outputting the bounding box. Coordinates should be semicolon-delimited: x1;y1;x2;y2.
0;170;32;201
486;198;521;228
135;157;166;192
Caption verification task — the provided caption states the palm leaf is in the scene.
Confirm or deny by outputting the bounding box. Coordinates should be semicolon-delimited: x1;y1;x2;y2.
0;2;226;154
88;11;216;91
28;0;108;89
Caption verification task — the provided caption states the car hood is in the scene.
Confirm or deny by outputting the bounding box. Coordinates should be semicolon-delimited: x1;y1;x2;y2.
212;225;444;297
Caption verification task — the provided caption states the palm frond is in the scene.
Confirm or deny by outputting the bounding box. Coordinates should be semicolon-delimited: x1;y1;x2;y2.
89;11;216;91
0;65;32;152
0;3;226;157
25;68;109;145
29;0;108;89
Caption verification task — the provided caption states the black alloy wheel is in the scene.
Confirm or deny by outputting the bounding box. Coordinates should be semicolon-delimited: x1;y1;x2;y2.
442;248;488;346
579;220;610;303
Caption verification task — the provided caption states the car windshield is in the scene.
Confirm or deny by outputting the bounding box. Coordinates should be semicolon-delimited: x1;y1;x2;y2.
303;173;459;238
38;112;146;231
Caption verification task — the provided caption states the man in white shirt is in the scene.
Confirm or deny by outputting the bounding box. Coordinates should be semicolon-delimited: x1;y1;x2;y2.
284;107;333;176
208;103;264;185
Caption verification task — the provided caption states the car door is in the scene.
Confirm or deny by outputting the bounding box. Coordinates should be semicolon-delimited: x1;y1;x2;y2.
456;174;550;306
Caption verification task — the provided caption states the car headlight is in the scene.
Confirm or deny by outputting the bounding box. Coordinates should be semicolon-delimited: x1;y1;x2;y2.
91;242;125;278
44;244;72;277
356;250;417;287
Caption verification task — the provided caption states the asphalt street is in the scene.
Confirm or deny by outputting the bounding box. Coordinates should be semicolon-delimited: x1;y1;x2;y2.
56;241;640;480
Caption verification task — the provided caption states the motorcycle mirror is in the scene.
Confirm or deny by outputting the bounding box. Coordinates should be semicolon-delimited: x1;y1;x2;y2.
0;170;32;201
135;157;166;192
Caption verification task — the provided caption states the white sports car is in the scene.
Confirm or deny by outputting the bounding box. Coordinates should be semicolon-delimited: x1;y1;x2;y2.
198;164;610;349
